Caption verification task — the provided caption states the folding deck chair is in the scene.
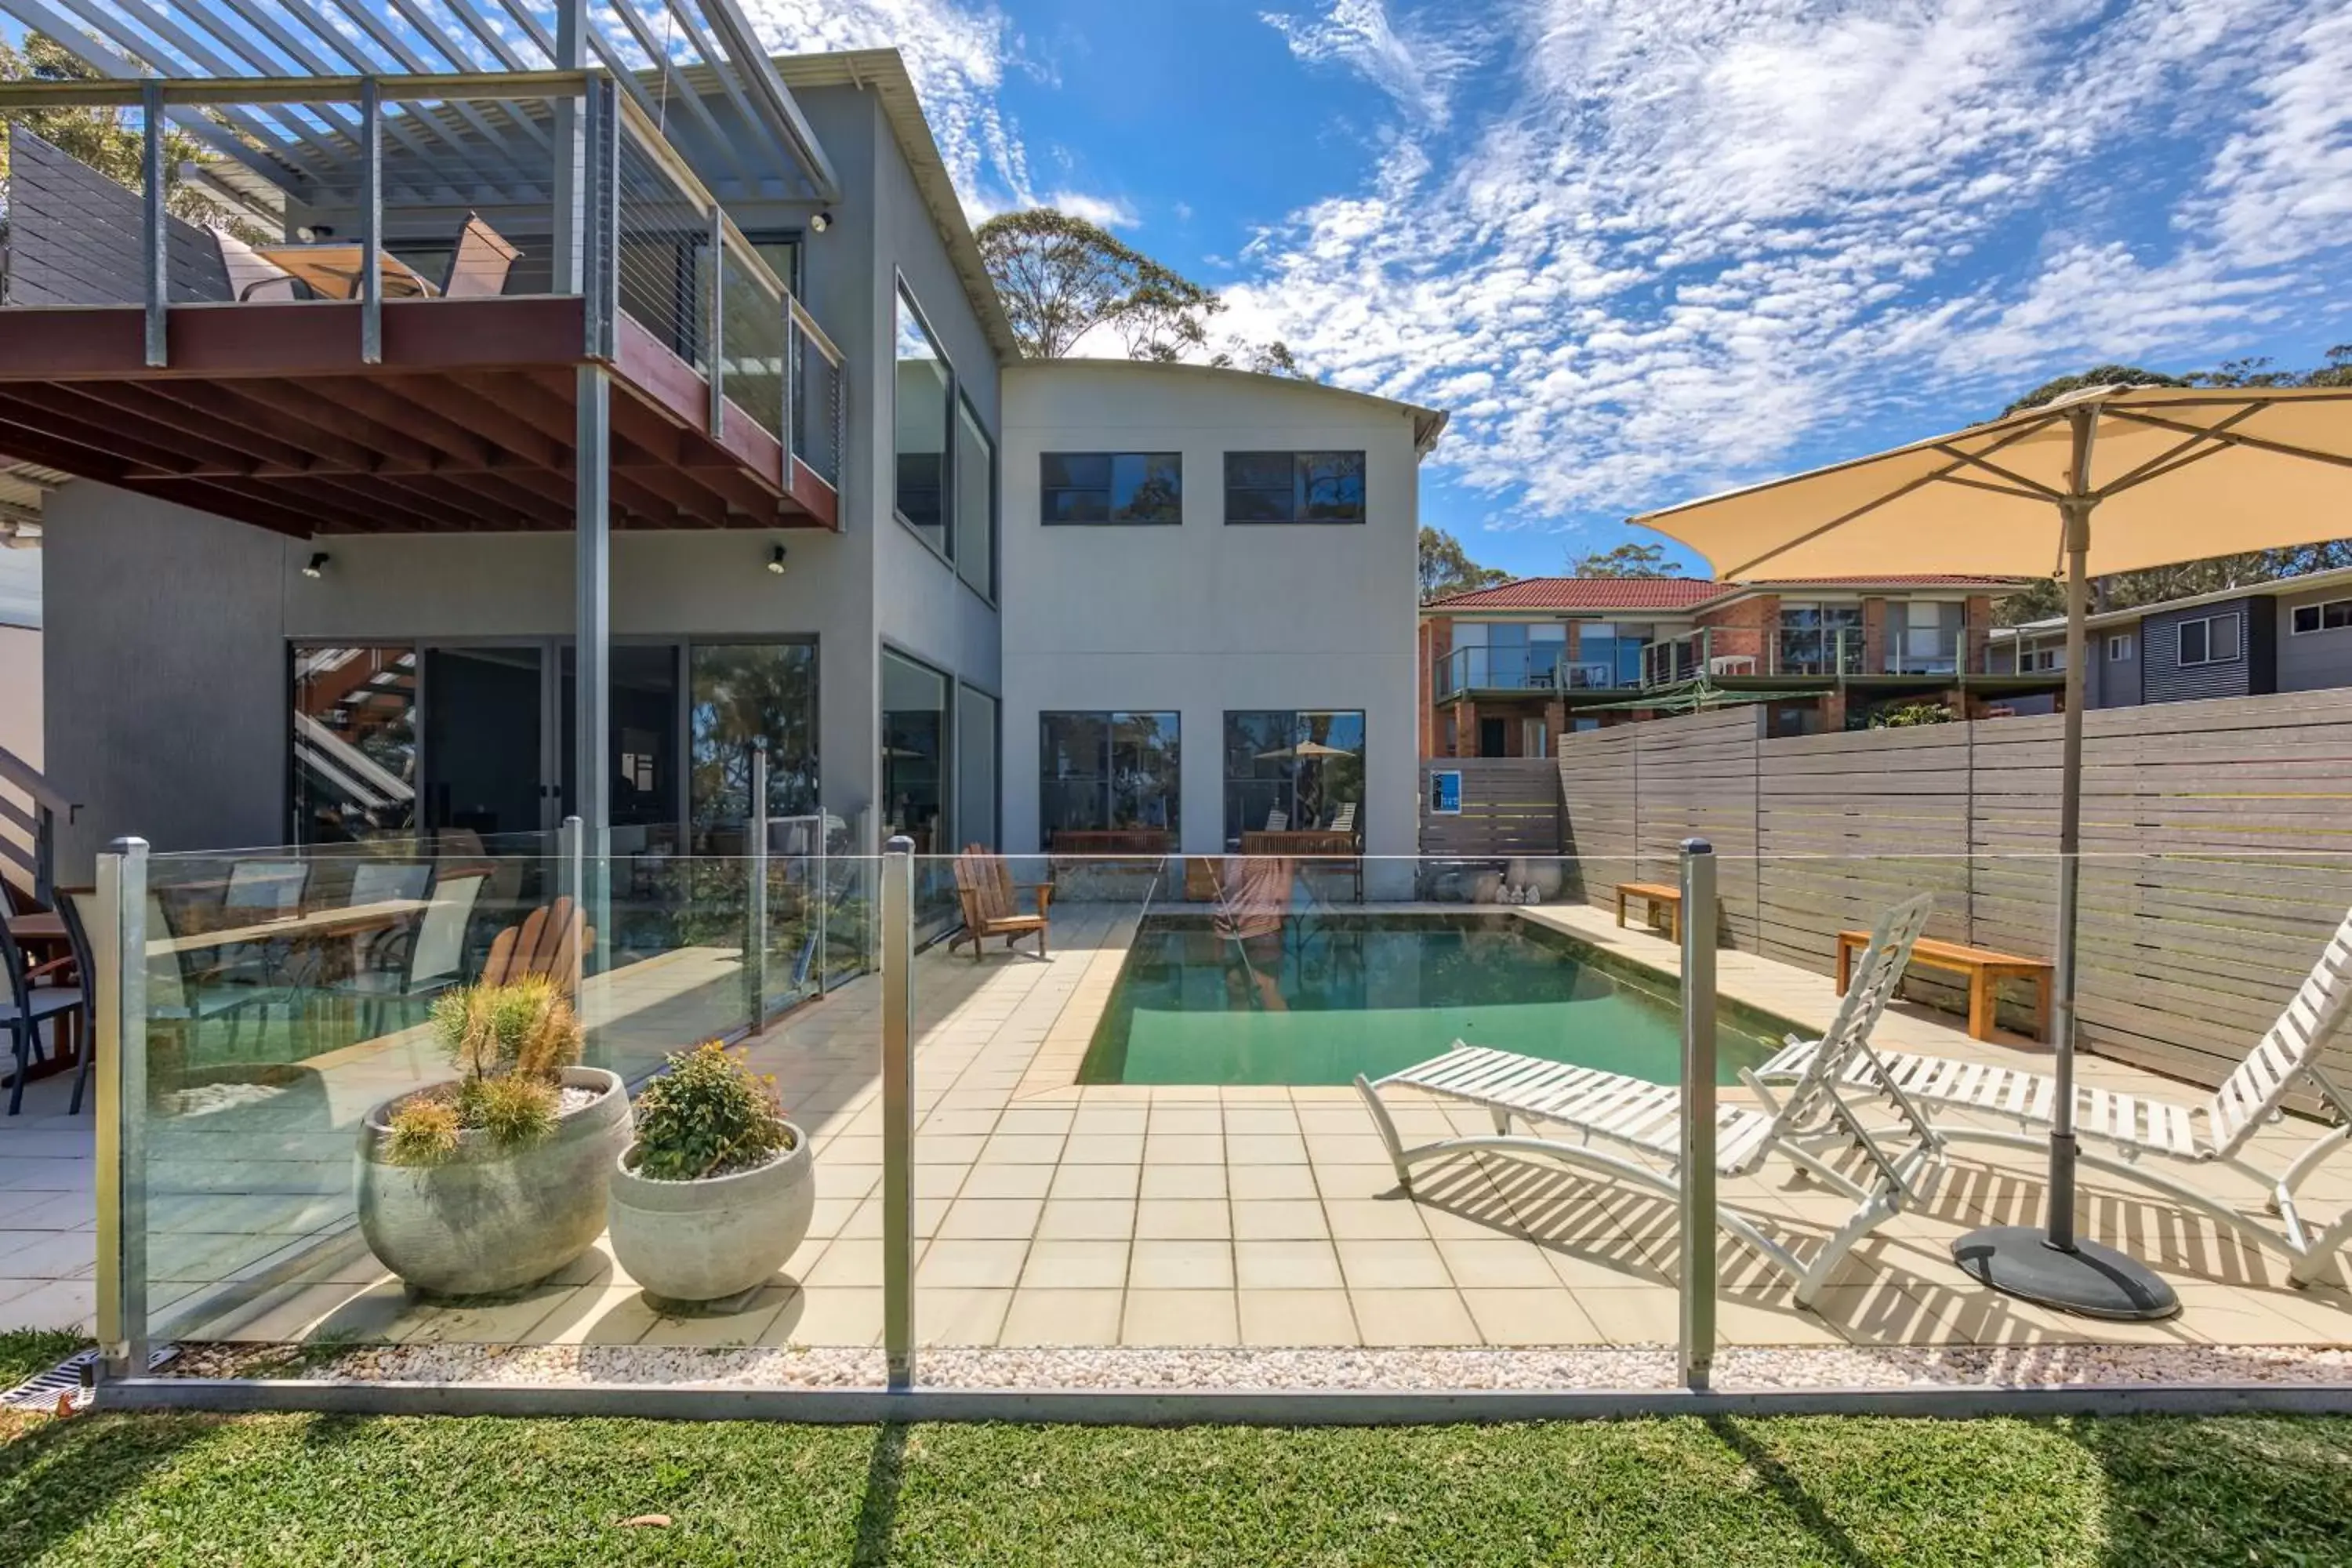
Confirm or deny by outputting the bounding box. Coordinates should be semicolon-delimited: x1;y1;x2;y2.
1356;894;1942;1307
1757;905;2352;1287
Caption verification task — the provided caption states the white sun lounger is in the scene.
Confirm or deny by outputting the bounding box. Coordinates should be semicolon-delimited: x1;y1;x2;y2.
1757;906;2352;1287
1356;894;1942;1307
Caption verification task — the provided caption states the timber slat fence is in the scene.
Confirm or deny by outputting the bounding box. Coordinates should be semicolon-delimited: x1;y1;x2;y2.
1418;759;1564;857
1555;691;2352;1093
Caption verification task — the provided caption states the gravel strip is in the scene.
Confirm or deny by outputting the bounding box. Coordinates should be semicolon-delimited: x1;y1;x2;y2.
160;1341;2352;1393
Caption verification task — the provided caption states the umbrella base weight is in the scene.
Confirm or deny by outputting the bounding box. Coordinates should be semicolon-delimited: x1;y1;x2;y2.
1951;1225;2181;1321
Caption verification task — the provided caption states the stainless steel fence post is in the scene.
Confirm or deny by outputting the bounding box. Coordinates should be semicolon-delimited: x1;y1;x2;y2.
746;740;770;1025
559;814;586;1007
881;835;916;1389
1677;837;1718;1392
95;837;149;1380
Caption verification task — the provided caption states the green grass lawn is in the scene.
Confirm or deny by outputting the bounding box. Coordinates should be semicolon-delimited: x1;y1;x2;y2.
0;1402;2347;1566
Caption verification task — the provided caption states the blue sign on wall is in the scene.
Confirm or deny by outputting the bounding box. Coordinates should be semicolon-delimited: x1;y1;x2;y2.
1428;770;1462;815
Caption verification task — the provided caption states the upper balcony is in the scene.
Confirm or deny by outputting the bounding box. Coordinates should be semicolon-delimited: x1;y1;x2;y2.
0;70;845;537
1635;626;2050;688
1432;644;1643;701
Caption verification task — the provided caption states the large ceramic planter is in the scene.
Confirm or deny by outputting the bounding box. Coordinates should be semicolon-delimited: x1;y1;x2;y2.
606;1123;814;1303
357;1066;630;1297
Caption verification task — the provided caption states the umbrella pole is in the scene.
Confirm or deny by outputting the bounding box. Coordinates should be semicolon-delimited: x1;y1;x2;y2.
2045;505;2089;1252
1951;417;2177;1320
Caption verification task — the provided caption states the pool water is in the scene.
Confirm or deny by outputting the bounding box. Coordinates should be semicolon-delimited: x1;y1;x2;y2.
1080;913;1798;1087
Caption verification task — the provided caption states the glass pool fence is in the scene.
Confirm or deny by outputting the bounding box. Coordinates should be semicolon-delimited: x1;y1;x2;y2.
73;842;2352;1392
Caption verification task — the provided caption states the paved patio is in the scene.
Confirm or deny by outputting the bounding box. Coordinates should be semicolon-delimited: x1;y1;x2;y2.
139;898;2352;1359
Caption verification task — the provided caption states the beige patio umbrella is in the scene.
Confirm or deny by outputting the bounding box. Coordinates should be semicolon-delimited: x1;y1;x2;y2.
1633;382;2352;1319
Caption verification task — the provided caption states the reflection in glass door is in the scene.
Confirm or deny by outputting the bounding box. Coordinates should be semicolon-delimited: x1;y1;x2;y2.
422;645;550;842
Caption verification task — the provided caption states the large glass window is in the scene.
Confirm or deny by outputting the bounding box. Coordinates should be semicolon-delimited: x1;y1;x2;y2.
1040;452;1183;524
957;686;1000;850
291;646;418;843
562;644;682;846
2177;612;2241;667
893;285;951;551
1224;451;1366;523
1222;710;1364;848
689;643;819;852
954;394;996;601
1039;713;1180;848
882;650;951;854
1777;603;1864;675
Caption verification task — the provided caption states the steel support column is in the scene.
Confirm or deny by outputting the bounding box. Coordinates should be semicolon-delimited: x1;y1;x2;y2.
575;365;612;977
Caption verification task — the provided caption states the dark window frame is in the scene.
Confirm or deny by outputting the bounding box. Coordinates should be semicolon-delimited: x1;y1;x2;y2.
2176;612;2243;667
890;275;999;608
1040;452;1185;525
2290;598;2352;635
1220;708;1366;849
1222;450;1367;524
1038;710;1182;845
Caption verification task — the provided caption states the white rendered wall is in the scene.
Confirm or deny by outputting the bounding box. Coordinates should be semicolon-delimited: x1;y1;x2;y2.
999;361;1425;870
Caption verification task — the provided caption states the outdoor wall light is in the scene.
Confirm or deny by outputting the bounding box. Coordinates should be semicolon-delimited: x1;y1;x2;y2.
303;552;331;579
767;544;789;575
809;210;833;234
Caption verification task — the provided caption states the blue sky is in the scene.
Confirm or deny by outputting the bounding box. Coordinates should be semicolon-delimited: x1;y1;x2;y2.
753;0;2352;579
8;2;2347;584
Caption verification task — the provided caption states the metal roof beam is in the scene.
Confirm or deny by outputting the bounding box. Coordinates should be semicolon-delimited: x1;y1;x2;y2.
701;0;837;200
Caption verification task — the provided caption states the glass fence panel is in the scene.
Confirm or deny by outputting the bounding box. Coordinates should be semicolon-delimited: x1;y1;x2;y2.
127;851;885;1363
100;845;2347;1385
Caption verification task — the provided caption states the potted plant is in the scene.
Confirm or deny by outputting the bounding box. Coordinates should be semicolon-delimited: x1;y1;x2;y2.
356;976;630;1296
608;1040;814;1305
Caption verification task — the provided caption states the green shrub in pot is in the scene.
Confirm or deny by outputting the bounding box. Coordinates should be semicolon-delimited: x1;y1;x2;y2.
608;1041;815;1305
357;976;630;1296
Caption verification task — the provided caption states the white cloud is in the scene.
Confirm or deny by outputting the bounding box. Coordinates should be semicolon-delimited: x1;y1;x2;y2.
1259;0;1483;127
1044;191;1141;229
742;0;1031;212
1229;0;2352;523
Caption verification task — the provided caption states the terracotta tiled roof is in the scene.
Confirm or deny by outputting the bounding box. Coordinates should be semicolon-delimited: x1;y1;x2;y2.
1428;577;1723;611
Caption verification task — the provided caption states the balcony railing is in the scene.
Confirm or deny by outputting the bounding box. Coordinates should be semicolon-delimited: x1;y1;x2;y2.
1638;626;2007;688
0;70;844;494
1432;647;1640;699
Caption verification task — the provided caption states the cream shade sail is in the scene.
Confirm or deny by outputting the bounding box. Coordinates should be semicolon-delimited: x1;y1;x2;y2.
1632;385;2352;580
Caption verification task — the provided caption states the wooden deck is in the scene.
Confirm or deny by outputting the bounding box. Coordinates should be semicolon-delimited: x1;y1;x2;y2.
0;297;836;536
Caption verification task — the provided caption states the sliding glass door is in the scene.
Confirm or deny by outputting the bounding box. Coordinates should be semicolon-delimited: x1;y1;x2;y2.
292;638;819;852
422;645;550;842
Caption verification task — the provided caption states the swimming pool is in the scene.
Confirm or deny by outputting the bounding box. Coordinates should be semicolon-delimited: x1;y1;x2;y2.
1080;913;1799;1087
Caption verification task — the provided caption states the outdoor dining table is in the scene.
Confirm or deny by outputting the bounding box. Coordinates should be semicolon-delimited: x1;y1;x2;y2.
247;244;439;301
147;898;434;957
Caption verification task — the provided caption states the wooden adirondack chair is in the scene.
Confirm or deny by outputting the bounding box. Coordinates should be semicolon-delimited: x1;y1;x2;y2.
480;897;594;995
949;846;1051;960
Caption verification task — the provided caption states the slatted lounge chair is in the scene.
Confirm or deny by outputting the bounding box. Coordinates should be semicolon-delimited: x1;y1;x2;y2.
1356;894;1942;1307
481;897;593;996
1756;905;2352;1287
442;213;521;298
948;845;1051;960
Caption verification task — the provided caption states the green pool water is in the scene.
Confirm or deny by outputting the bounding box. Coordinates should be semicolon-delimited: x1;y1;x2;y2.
1080;913;1799;1087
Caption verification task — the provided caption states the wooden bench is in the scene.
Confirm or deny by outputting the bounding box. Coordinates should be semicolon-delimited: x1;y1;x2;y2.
1835;929;2051;1042
1614;881;1682;942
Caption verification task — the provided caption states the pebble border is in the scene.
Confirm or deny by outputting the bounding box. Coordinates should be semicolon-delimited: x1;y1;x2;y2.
162;1340;2352;1393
